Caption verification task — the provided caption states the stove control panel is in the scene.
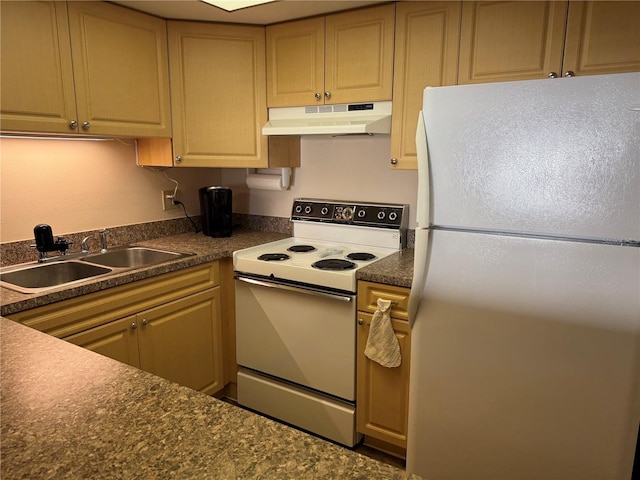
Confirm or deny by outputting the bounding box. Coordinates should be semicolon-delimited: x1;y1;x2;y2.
291;199;408;229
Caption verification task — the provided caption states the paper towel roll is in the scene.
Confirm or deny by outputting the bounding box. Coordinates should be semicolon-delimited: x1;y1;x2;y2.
246;173;285;191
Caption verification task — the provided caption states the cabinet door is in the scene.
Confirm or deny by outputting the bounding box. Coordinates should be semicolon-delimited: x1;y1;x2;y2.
357;312;412;449
67;1;171;137
390;1;461;170
266;17;325;107
137;288;224;395
168;21;268;168
0;1;77;134
563;1;640;77
64;315;141;368
325;4;395;104
458;1;568;84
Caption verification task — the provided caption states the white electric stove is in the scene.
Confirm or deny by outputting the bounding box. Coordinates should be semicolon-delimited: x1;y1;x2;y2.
233;198;408;293
233;199;408;447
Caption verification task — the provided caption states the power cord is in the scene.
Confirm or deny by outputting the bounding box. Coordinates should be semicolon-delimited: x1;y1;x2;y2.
172;199;200;234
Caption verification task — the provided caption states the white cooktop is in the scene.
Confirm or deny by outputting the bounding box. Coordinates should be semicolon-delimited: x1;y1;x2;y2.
234;198;408;292
233;236;397;292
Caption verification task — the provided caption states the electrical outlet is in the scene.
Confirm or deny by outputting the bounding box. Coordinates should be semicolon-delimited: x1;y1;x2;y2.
162;190;178;211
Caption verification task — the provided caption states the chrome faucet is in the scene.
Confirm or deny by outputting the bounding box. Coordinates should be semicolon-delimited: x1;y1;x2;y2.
99;228;109;253
81;235;94;254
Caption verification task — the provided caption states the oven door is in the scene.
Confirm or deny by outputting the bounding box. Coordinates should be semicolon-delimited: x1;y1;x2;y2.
235;274;357;401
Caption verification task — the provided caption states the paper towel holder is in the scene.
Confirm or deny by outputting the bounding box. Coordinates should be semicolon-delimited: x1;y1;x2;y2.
246;167;291;190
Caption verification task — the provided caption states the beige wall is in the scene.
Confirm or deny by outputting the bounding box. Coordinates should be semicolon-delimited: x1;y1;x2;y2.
0;137;219;242
222;135;419;228
1;135;418;243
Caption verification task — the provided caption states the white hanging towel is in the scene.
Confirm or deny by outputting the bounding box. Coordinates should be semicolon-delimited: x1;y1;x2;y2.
364;298;401;368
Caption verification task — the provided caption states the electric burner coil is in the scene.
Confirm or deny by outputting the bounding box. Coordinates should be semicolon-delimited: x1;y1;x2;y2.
312;259;357;271
258;253;290;261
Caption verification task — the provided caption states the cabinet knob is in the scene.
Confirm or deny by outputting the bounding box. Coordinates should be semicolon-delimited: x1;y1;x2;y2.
547;72;558;78
358;318;364;325
175;156;182;163
390;158;398;165
82;121;90;130
141;319;148;326
564;71;575;77
131;322;138;329
314;93;321;100
69;120;78;129
324;91;331;100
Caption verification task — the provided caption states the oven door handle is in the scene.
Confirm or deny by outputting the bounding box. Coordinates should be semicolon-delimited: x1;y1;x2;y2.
235;275;354;303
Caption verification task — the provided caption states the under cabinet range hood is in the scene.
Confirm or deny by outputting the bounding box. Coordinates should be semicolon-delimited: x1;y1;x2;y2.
262;101;392;136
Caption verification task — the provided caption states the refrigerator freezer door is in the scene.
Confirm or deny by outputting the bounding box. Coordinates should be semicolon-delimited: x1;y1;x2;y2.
415;111;430;229
407;230;640;479
421;72;640;241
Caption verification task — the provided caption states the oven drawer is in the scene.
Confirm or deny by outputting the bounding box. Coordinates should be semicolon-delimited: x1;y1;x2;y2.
237;369;358;447
357;281;410;320
235;275;357;401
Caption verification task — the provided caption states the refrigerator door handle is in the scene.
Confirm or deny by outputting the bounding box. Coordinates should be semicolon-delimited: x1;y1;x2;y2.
408;227;430;327
415;111;430;228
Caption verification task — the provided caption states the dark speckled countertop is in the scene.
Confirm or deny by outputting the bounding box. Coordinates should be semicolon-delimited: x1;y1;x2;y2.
1;229;414;316
0;229;289;316
357;249;414;288
0;229;419;479
1;317;420;479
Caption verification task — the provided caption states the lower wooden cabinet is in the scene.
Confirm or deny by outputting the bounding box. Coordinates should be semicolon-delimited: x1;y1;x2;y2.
9;262;224;396
357;281;412;453
65;288;223;395
64;314;141;368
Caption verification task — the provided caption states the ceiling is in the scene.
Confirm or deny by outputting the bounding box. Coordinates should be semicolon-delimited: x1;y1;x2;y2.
110;0;390;25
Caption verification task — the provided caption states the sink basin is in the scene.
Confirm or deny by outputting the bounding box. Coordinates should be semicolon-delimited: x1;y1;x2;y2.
0;246;193;294
81;247;190;269
0;261;112;293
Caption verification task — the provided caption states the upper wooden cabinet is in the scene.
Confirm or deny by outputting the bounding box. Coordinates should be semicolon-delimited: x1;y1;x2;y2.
167;21;268;168
0;1;171;137
458;1;568;84
390;1;461;170
266;4;395;107
266;17;325;107
0;1;76;134
563;1;640;76
458;1;640;84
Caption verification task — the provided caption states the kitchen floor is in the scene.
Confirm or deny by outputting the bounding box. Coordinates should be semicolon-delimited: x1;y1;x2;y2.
220;397;405;470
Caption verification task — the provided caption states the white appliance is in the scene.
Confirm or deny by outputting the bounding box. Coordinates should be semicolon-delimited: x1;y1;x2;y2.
233;199;407;447
407;72;640;479
262;101;392;136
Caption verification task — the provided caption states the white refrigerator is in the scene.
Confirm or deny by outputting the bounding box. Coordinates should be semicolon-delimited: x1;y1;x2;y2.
407;73;640;479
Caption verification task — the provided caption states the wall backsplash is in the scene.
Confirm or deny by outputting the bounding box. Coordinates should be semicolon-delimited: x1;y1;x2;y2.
0;137;217;243
1;135;418;263
0;213;296;267
221;135;419;229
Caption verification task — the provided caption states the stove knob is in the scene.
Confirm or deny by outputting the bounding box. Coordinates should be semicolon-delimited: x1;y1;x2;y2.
377;211;386;220
357;209;366;218
389;211;398;221
304;205;312;214
294;205;303;214
321;207;329;216
342;206;354;220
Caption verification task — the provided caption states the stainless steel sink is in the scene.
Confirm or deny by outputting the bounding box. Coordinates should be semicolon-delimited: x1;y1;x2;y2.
0;261;113;293
1;246;193;294
80;247;190;268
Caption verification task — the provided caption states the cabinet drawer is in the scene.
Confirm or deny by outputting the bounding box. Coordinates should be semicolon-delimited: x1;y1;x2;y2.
357;281;410;320
8;262;219;338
